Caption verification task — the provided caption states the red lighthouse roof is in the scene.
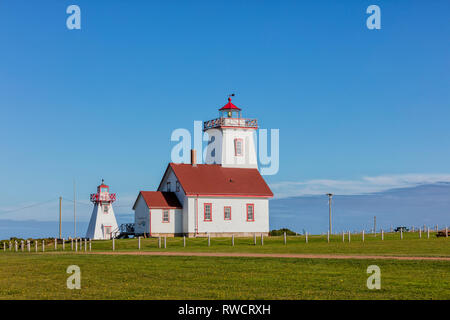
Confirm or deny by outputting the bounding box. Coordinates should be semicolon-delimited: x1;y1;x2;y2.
219;97;241;111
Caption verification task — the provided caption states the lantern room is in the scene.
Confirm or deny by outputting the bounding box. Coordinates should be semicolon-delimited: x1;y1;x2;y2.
219;97;242;118
90;179;116;203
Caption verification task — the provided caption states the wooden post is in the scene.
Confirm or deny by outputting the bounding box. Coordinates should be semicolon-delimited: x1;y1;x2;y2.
59;196;62;240
183;236;186;247
138;236;141;250
21;240;24;251
42;240;45;252
62;238;65;251
75;238;78;252
348;231;351;243
84;238;87;252
232;234;234;246
362;230;365;242
446;226;448;238
381;229;384;240
254;233;256;245
14;241;17;252
112;238;115;251
164;236;166;249
284;232;287;245
9;241;11;251
400;228;403;240
158;237;161;248
27;240;30;252
327;231;330;243
3;242;5;251
89;239;92;251
427;227;430;239
208;234;210;247
305;232;308;243
342;231;345;243
71;238;73;250
261;234;264;245
35;241;37;252
54;238;57;250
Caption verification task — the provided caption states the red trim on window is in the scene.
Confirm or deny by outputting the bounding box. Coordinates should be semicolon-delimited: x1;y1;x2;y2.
224;206;232;220
162;209;170;223
234;138;243;157
186;194;272;198
204;203;212;222
246;203;255;222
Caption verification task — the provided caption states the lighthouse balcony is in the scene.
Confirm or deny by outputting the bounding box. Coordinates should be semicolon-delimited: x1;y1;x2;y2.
90;193;116;203
203;117;258;131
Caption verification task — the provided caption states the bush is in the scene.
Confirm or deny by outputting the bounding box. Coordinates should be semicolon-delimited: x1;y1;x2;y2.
269;228;297;236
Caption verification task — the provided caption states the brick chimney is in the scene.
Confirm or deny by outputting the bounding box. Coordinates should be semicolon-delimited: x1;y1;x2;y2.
191;149;197;167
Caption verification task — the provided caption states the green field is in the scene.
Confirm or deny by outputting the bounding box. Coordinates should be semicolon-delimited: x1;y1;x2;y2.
0;234;449;300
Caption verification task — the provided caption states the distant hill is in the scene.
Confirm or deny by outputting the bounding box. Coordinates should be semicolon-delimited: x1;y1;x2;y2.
269;182;450;234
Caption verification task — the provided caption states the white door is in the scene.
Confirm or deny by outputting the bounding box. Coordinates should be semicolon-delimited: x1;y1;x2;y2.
104;226;112;240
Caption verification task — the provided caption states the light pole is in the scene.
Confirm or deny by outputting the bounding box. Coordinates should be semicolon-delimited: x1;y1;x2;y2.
326;193;333;235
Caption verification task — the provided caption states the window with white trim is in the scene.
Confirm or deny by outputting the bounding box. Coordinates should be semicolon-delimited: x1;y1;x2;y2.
103;204;109;214
234;139;243;156
204;203;212;221
246;204;254;221
224;206;231;220
162;210;169;223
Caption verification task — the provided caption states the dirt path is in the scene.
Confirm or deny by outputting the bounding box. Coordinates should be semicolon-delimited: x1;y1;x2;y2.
89;251;450;261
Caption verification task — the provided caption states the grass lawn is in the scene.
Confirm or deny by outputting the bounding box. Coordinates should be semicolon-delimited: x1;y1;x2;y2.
14;232;448;257
0;253;449;299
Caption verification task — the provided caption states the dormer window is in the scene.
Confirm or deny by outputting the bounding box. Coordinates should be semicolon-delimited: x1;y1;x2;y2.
234;138;243;156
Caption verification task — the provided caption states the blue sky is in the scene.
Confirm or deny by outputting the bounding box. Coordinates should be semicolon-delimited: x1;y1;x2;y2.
0;1;449;228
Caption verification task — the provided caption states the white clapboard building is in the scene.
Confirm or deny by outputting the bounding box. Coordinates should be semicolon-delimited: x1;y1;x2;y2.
133;97;273;237
86;180;119;240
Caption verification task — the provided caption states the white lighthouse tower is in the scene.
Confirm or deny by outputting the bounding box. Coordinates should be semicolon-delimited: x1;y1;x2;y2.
86;179;119;240
204;96;258;168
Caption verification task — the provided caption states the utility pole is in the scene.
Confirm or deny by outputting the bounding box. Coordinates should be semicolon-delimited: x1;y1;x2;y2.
326;193;333;235
374;216;377;236
74;180;76;238
59;197;62;239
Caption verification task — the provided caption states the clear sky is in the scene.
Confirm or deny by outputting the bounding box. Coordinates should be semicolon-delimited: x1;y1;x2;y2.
0;0;449;224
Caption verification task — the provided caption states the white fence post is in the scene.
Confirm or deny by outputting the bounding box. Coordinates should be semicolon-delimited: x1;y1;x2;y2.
21;240;24;251
75;239;78;252
327;231;330;243
342;231;345;243
419;228;422;239
27;240;30;252
42;240;45;252
400;228;403;240
284;232;287;245
348;231;351;243
232;234;234;246
62;238;65;251
71;239;73;250
305;232;308;243
89;239;92;251
3;242;5;251
138;236;141;250
427;227;430;239
362;230;365;242
261;234;264;246
381;229;384;240
183;236;186;248
84;239;87;252
14;241;17;252
446;226;448;238
112;238;115;251
208;234;210;247
158;237;161;248
35;241;37;252
54;238;57;250
164;236;167;248
254;233;256;245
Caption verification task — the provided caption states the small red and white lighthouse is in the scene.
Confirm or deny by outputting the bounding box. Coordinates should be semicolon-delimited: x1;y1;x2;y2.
85;179;119;240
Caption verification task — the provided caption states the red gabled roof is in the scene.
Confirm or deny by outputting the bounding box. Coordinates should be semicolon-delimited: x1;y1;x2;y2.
133;191;182;209
163;163;273;197
219;97;242;111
